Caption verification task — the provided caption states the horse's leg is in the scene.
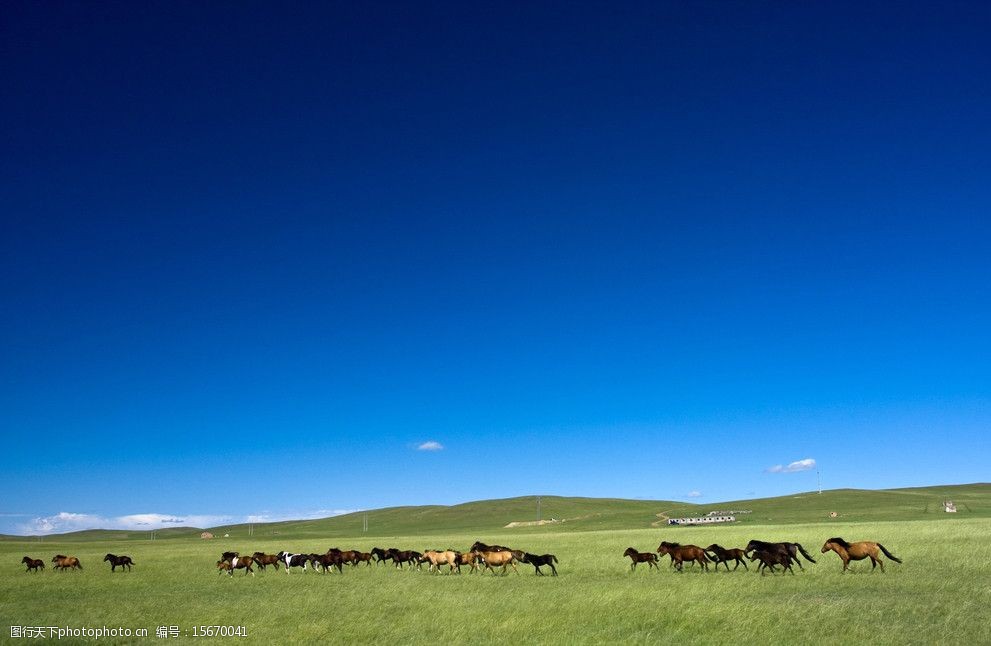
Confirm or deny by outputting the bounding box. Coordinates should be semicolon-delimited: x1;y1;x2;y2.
551;562;558;576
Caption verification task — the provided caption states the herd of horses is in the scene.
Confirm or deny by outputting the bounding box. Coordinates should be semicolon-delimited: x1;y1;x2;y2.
624;537;902;574
215;542;559;577
20;554;135;572
20;536;900;578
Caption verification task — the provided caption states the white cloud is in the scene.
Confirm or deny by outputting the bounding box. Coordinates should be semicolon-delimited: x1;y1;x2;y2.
15;509;356;536
416;440;444;451
766;458;816;474
686;491;703;498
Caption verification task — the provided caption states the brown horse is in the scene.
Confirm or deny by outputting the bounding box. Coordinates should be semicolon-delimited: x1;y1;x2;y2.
623;547;660;571
52;555;82;571
252;553;282;571
705;544;748;571
21;556;44;572
749;549;795;575
353;552;374;567
420;550;459;573
455;550;482;573
220;555;255;576
477;549;519;575
389;549;423;569
821;538;902;573
657;542;710;571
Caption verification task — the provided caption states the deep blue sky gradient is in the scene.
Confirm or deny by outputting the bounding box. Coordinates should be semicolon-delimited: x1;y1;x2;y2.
2;1;989;533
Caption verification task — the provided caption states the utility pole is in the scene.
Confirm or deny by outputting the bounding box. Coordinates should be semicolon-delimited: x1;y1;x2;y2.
362;513;368;533
537;496;541;522
817;469;822;494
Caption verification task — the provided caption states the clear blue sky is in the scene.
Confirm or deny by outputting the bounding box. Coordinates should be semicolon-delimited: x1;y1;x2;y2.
2;1;989;534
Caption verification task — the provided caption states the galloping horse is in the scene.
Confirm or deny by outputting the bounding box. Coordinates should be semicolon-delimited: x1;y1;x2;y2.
276;551;309;573
656;542;710;571
223;555;255;576
744;540;816;569
371;547;393;565
455;551;482;573
21;556;44;572
521;552;558;576
252;553;282;571
477;548;519;575
749;549;795;575
353;552;374;567
388;549;422;569
624;547;660;571
420;550;459;573
705;544;748;571
103;554;134;571
52;555;82;571
821;538;902;573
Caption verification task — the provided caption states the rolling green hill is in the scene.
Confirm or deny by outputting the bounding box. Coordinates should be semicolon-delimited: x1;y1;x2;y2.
4;483;987;542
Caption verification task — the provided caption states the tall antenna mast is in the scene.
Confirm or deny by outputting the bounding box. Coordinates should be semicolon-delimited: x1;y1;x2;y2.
817;469;822;494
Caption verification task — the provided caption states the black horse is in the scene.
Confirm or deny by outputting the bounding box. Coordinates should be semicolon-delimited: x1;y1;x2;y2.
103;554;134;571
705;544;748;571
520;552;558;576
744;540;816;570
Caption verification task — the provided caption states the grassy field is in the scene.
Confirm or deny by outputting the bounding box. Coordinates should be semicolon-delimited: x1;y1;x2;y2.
2;485;989;645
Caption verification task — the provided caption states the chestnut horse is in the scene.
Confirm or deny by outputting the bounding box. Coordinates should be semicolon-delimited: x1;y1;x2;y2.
705;544;748;571
252;552;282;571
657;542;710;571
223;555;255;576
455;550;482;573
52;555;82;571
21;556;44;572
821;538;902;573
623;547;659;571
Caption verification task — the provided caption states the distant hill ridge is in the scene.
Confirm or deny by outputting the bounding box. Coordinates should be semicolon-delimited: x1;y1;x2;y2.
3;483;988;541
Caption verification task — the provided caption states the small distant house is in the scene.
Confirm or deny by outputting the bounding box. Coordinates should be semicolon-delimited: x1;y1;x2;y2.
200;532;214;539
943;501;957;513
668;515;736;526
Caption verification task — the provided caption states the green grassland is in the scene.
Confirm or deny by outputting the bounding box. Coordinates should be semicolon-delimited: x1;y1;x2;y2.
1;484;989;645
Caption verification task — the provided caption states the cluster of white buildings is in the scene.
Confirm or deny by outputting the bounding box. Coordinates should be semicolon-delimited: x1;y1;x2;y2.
667;515;736;526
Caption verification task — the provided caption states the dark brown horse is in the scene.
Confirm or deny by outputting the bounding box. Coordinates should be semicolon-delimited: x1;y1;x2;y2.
471;541;512;552
103;554;134;571
21;556;44;572
821;538;902;573
749;549;795;575
623;547;660;571
744;540;816;570
705;544;748;571
657;542;710;571
371;547;393;564
388;549;423;569
52;555;82;571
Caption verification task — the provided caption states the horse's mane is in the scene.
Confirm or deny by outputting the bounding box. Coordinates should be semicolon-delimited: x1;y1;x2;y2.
661;541;681;548
826;537;850;548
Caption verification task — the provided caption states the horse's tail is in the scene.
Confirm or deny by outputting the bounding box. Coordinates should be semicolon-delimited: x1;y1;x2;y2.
795;543;816;563
551;555;558;564
76;561;83;570
877;544;902;564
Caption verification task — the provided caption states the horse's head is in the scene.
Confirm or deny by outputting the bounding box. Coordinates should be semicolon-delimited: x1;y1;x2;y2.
103;554;112;561
623;547;637;557
21;556;31;563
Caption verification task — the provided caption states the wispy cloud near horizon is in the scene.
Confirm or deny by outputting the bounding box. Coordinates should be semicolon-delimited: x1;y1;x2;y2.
766;458;816;474
14;509;356;536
